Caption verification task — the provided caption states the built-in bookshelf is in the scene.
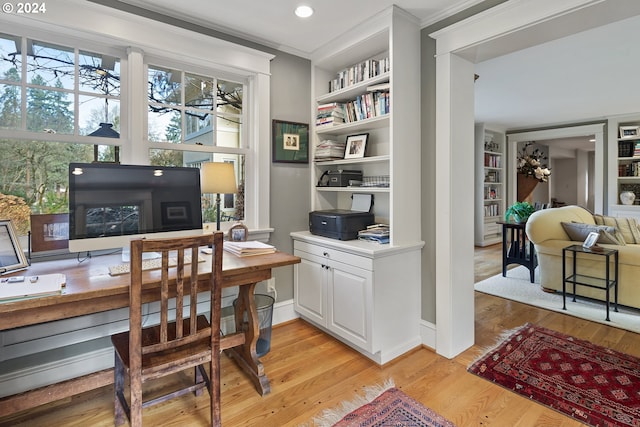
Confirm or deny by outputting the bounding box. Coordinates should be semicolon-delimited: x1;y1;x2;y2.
291;6;423;364
609;115;640;221
475;124;505;246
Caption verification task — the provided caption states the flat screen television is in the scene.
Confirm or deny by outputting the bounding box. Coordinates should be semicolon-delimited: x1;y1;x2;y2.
68;163;203;253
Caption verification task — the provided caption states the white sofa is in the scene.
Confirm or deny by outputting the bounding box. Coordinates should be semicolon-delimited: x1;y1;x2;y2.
525;205;640;310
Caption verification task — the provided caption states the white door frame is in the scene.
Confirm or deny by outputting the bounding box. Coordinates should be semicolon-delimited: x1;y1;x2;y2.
429;0;639;358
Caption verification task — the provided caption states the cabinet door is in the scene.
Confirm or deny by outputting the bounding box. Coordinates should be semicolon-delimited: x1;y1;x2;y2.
293;253;326;326
327;262;372;351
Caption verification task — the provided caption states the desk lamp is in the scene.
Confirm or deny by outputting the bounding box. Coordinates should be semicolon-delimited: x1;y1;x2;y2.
201;162;237;231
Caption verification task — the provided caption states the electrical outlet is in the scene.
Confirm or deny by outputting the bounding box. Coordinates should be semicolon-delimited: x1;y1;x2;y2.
266;278;276;293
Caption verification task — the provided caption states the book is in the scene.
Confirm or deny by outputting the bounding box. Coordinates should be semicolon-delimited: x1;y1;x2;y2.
223;241;276;256
0;273;65;302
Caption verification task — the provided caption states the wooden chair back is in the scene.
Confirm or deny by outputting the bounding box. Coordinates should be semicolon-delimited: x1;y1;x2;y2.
113;232;224;426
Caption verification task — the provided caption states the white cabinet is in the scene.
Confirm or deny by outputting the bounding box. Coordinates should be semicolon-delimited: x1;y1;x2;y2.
475;124;505;246
292;235;421;364
608;114;640;220
294;244;371;349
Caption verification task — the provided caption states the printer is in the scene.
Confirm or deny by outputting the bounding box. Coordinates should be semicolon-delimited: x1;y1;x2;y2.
309;194;375;241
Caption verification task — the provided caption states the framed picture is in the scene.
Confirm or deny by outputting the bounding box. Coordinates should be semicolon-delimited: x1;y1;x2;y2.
228;222;248;242
0;220;28;274
272;120;309;163
619;126;640;140
582;231;599;249
344;133;369;159
30;213;69;253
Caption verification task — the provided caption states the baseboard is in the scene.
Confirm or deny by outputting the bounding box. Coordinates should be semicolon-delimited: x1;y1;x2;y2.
420;319;436;350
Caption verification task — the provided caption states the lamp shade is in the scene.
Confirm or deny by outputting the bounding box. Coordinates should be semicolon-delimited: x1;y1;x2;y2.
201;162;237;194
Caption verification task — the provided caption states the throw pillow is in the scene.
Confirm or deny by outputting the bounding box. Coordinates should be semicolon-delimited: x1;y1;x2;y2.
561;222;626;245
593;214;640;244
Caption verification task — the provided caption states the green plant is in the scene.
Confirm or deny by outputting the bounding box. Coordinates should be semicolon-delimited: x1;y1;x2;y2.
505;201;535;222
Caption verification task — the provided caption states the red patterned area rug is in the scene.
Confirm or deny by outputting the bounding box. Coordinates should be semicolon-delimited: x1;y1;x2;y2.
312;381;456;427
468;323;640;426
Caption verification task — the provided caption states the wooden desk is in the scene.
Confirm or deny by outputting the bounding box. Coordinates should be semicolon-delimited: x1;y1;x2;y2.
0;250;300;416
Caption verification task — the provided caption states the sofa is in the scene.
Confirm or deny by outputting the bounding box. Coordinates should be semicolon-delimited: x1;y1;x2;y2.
526;205;640;310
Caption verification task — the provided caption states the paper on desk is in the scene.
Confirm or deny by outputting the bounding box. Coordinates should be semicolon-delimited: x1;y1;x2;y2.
0;273;65;302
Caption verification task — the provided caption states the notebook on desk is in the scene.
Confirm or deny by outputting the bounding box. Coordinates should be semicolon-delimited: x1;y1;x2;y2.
0;273;65;302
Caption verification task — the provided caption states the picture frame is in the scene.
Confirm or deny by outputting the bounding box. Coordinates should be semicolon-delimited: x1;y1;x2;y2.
228;222;248;242
30;213;69;253
0;220;29;274
582;231;599;249
344;133;369;159
272;120;309;163
619;125;640;140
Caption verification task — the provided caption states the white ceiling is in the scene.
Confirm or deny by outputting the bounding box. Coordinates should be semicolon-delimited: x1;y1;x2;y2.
474;13;640;132
117;0;485;57
114;0;640;150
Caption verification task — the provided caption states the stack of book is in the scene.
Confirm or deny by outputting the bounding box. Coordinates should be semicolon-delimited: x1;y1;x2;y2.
223;241;276;257
314;139;346;161
358;224;390;244
342;91;389;123
329;56;390;92
316;102;345;128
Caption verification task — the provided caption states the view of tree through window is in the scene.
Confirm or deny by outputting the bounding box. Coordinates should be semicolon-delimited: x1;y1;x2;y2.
0;31;247;236
0;33;121;234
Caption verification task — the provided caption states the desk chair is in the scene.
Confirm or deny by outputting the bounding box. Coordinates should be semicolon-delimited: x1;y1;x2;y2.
111;232;224;426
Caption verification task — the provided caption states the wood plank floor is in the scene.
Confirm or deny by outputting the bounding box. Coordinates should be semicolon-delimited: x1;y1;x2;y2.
2;244;639;427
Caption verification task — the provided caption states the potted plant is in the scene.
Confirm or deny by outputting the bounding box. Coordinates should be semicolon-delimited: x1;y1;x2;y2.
505;201;535;223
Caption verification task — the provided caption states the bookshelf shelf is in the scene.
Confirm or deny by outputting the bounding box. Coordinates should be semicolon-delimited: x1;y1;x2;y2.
316;112;390;135
317;72;390;104
475;124;505;247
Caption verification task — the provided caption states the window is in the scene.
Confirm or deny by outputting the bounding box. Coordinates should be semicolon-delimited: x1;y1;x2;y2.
0;7;271;246
0;33;121;236
146;62;247;223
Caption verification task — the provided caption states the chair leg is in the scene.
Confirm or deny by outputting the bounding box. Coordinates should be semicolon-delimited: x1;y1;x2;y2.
210;358;221;427
195;365;204;397
114;355;125;426
130;375;143;427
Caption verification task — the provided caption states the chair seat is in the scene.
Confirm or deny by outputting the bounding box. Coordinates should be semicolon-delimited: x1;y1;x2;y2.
111;314;212;380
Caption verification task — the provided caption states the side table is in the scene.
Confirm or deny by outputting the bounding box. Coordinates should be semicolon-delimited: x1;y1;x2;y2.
497;221;537;283
562;244;618;321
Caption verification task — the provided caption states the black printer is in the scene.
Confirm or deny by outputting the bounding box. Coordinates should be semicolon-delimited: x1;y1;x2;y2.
309;209;375;241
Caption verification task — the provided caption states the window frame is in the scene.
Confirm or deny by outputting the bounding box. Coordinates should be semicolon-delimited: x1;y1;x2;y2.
0;6;273;242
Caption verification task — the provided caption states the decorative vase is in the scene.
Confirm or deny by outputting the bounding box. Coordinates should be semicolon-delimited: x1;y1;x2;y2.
620;191;636;205
517;173;539;203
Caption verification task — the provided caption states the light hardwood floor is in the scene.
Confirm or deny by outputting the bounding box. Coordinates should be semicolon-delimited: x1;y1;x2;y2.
3;244;639;427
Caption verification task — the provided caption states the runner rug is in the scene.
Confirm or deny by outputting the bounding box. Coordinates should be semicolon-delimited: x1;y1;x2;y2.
468;323;640;426
311;380;456;427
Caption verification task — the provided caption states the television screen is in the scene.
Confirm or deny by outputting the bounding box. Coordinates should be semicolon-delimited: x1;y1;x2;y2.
68;163;202;252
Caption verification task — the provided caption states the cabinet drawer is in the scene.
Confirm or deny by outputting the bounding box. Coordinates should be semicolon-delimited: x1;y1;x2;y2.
293;240;373;271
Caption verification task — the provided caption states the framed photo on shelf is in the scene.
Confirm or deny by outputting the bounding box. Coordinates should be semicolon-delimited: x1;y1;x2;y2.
619;125;640;140
30;213;69;253
228;222;248;242
344;133;369;159
272;120;309;163
0;220;28;274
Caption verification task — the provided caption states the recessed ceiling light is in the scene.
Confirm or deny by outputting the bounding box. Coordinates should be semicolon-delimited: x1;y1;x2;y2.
295;5;314;18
